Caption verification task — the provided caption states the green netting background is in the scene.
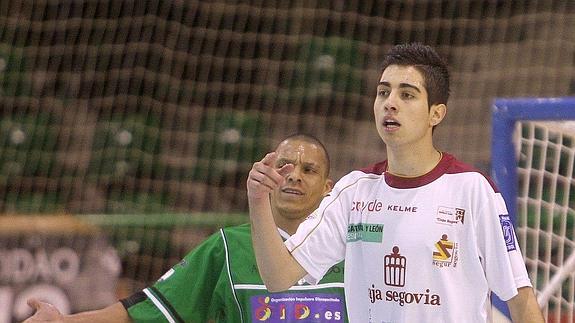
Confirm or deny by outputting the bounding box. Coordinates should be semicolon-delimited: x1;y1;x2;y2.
0;2;574;319
0;1;573;214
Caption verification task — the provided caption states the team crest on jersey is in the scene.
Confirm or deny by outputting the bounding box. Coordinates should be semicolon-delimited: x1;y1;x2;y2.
432;234;459;268
384;246;406;287
499;215;516;251
435;206;465;226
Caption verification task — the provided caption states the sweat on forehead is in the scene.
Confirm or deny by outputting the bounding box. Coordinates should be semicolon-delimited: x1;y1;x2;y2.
276;139;316;155
275;137;330;176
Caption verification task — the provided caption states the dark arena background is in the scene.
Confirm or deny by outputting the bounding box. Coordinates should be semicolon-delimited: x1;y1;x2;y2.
0;1;573;322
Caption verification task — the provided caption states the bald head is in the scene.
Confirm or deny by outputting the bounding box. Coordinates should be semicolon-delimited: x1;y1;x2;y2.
271;134;333;234
275;134;330;178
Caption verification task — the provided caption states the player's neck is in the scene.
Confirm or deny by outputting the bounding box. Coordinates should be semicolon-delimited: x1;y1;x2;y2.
272;209;302;235
386;146;442;178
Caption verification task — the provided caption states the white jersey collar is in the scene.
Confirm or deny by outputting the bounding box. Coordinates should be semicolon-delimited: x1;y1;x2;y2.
277;227;291;240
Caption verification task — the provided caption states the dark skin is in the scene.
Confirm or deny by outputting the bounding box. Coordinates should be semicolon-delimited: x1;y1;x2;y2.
24;137;334;323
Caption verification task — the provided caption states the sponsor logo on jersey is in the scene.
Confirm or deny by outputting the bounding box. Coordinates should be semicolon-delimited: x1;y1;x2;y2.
251;293;344;321
499;214;516;251
350;200;418;214
432;234;459;268
435;206;465;225
350;199;383;212
387;204;418;213
375;246;442;307
384;246;406;287
368;285;441;306
346;223;384;243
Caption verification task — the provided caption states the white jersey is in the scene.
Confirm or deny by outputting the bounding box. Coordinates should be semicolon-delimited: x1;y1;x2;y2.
285;153;532;323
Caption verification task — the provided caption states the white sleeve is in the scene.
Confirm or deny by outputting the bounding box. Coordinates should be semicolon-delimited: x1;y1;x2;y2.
475;177;532;301
284;172;355;284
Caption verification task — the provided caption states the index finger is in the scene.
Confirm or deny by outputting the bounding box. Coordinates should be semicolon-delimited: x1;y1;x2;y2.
260;152;278;166
27;298;41;310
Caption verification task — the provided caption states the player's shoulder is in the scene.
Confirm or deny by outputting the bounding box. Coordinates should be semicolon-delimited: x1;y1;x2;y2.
339;161;384;183
330;169;381;197
221;222;251;233
357;153;499;192
218;224;255;262
220;223;252;244
195;223;250;247
442;153;478;174
442;153;499;192
358;159;387;175
358;153;479;175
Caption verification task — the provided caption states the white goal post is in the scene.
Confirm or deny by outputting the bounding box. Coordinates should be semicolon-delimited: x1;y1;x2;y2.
491;97;575;323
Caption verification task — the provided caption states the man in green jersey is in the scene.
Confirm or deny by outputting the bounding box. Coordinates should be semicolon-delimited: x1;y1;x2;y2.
24;134;347;323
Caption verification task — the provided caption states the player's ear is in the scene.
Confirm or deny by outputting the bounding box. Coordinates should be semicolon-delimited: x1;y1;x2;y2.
429;103;447;127
323;178;334;196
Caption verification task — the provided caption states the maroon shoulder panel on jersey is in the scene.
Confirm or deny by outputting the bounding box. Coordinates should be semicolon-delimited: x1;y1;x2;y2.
358;153;500;192
444;155;500;193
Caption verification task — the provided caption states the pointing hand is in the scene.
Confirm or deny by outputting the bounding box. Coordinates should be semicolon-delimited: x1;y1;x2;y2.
247;152;294;200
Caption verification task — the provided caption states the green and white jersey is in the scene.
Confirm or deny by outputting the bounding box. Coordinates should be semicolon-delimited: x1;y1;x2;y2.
121;223;347;323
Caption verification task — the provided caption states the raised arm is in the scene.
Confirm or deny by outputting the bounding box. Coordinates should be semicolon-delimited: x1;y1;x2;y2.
247;152;307;291
24;299;130;323
506;287;545;323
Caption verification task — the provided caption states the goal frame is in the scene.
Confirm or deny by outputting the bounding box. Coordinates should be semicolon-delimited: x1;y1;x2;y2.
491;97;575;319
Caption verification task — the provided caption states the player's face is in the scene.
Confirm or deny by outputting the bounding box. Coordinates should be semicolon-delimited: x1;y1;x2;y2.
271;139;332;221
373;65;444;149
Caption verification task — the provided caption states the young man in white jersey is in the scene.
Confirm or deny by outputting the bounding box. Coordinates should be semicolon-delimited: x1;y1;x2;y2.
24;134;347;322
247;43;544;322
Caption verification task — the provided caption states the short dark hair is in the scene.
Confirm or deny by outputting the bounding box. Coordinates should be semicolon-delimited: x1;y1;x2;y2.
381;43;450;106
278;134;330;177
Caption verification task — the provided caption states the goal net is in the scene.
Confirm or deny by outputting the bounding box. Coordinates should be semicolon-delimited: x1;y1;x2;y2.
492;98;575;323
